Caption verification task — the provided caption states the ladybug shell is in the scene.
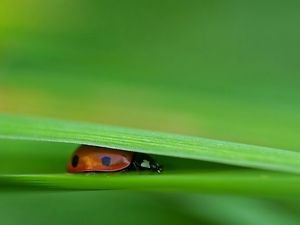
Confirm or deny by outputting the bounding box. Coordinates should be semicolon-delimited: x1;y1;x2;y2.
67;145;133;173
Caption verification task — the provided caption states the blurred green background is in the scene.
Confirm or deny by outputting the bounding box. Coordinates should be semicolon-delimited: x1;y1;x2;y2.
1;0;300;224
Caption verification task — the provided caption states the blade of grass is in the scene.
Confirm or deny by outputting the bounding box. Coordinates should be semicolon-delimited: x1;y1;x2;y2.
1;171;300;196
0;114;300;173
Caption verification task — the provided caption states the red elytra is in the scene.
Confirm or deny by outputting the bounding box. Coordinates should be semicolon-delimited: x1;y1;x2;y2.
67;145;133;172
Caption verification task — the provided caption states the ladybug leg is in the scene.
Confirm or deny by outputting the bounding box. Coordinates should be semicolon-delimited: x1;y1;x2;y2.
128;160;141;171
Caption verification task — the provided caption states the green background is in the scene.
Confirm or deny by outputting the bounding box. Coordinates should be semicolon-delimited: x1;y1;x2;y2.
1;0;300;224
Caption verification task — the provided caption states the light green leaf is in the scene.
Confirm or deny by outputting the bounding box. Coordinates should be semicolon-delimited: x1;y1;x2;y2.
0;114;300;173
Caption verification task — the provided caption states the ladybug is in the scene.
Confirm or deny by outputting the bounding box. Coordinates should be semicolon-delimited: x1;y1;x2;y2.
67;145;162;173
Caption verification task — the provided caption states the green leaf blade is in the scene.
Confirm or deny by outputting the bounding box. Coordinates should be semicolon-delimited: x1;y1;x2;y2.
1;114;300;173
1;172;300;196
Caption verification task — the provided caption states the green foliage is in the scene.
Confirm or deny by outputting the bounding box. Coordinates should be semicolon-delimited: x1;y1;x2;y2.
1;114;300;174
1;115;300;195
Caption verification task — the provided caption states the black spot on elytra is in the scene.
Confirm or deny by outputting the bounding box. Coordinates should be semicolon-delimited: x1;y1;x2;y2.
101;156;111;166
72;155;79;168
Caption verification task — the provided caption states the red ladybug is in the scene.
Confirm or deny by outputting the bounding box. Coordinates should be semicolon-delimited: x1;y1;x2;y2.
67;145;162;173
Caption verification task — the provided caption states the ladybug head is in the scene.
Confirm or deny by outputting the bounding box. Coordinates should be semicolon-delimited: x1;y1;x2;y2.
132;153;163;173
